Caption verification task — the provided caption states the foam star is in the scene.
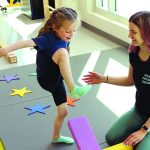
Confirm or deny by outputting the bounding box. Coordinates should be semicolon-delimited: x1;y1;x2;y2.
67;96;80;107
24;104;51;115
0;74;20;83
28;72;37;76
10;87;32;97
0;138;5;149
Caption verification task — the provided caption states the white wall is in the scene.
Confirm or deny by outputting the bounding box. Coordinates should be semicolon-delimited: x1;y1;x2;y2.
55;0;80;12
55;0;130;44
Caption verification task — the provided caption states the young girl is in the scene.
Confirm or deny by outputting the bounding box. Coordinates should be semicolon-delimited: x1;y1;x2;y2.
0;7;91;144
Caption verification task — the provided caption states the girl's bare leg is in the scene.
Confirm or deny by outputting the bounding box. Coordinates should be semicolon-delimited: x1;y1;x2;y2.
52;103;74;144
53;49;91;99
52;103;68;138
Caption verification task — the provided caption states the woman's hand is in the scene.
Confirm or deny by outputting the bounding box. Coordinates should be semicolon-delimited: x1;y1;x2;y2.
124;129;147;146
82;72;105;84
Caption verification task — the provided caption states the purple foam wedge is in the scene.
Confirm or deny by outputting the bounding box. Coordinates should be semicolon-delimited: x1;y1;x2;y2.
68;116;101;150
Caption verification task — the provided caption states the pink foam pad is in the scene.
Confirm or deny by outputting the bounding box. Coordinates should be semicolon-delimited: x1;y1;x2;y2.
68;116;101;150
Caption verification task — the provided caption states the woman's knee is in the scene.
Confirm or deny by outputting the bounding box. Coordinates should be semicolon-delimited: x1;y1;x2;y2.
105;129;124;146
105;131;116;146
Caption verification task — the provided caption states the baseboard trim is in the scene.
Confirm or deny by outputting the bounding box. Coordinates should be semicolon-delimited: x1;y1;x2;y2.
82;21;129;49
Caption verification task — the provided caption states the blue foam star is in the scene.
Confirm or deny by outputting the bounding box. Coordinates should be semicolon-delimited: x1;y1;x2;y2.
24;104;51;115
0;74;20;83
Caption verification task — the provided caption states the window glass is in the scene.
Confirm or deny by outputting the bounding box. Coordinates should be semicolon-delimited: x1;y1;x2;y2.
97;0;150;18
116;0;150;18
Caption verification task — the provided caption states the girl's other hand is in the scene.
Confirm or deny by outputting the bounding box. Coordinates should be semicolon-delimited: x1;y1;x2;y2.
0;46;6;57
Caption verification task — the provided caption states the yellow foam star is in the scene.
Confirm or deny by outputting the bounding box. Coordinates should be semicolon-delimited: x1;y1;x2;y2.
0;138;5;150
103;142;133;150
10;87;32;97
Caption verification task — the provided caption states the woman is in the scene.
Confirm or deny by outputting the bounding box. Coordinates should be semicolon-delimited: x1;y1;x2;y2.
83;11;150;149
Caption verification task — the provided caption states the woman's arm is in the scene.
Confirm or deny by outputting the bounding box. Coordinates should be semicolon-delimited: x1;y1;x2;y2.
124;117;150;146
141;117;150;133
83;65;134;86
105;65;134;86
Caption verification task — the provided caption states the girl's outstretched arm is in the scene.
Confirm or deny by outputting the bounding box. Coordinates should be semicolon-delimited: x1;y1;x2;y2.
0;40;36;57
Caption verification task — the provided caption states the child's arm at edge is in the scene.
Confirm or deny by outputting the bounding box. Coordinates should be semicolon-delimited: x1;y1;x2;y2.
0;40;36;56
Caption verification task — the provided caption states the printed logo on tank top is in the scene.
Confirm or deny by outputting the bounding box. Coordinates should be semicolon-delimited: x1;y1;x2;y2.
142;74;150;84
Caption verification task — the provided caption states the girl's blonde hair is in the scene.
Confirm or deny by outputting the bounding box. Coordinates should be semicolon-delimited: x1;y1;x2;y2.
38;7;78;36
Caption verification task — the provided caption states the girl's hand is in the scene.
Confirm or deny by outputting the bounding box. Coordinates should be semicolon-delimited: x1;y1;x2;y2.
82;72;104;84
124;129;147;146
0;47;7;57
